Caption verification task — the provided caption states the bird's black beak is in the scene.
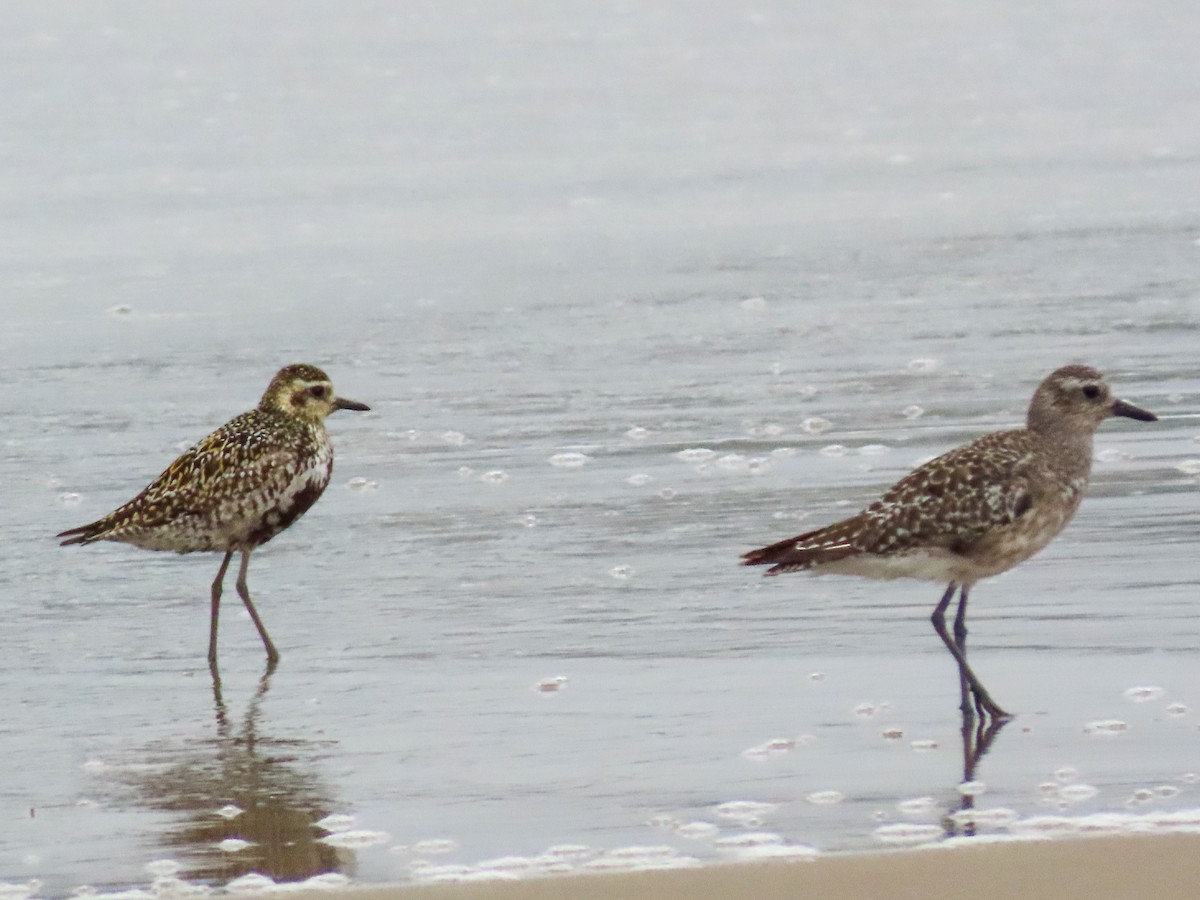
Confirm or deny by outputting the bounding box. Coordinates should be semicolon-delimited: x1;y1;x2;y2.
1111;398;1156;422
333;397;371;412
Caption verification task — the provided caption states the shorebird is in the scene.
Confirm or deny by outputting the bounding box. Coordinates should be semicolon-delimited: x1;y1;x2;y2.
742;365;1156;719
58;363;370;665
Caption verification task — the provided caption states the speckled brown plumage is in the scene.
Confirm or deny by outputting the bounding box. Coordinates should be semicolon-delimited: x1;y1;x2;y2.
743;364;1157;719
58;363;370;665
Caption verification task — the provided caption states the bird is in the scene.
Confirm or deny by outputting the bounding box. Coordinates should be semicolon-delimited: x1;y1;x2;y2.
58;363;370;666
741;364;1156;719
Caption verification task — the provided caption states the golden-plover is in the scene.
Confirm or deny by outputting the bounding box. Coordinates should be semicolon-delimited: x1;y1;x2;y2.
742;364;1156;719
58;363;370;665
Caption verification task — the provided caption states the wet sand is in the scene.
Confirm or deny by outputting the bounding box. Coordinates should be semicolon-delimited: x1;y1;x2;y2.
300;834;1200;900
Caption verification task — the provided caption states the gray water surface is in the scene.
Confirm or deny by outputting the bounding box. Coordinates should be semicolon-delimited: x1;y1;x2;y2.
4;0;1200;894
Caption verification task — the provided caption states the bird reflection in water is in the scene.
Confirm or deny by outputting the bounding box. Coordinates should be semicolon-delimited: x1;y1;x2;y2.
942;708;1010;837
113;661;350;886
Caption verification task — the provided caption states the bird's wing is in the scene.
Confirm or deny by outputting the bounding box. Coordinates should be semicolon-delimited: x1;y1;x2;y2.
58;411;293;543
742;430;1037;572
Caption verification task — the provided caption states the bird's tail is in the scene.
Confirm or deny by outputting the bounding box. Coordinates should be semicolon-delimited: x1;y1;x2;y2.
57;519;109;546
741;516;865;575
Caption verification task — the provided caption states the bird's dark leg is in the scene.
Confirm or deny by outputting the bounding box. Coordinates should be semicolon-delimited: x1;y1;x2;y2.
235;550;280;664
208;550;234;664
931;583;1010;720
953;586;975;716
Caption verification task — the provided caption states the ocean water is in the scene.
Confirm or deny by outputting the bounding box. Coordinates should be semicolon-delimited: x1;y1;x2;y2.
4;0;1200;894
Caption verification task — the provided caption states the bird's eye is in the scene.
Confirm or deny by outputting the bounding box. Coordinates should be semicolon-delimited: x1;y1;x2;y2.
1082;385;1101;400
309;385;328;399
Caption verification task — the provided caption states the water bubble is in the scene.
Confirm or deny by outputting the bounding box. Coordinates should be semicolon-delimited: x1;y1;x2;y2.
897;797;937;816
346;476;379;491
675;821;719;840
802;417;832;434
314;814;356;832
906;358;941;373
713;832;783;851
1123;686;1165;703
1084;719;1129;735
873;823;943;845
714;800;777;823
215;805;244;820
948;807;1018;828
319;829;390;849
1059;783;1100;803
534;675;568;693
609;565;633;580
549;452;591;468
957;780;987;797
217;839;253;853
226;873;277;893
740;296;767;311
518;514;537;527
1155;785;1181;799
1174;459;1200;475
440;431;468;446
625;426;650;440
1133;788;1155;801
820;444;847;457
544;844;595;862
1054;767;1080;784
1181;773;1198;785
480;470;508;484
412;839;459;855
626;473;653;486
1166;702;1188;717
676;448;716;462
853;702;878;718
299;873;351;891
902;405;925;420
59;492;83;505
806;790;845;805
809;672;826;682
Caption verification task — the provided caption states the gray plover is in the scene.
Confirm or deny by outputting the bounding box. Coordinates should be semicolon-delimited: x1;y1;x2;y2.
58;363;370;665
742;365;1156;719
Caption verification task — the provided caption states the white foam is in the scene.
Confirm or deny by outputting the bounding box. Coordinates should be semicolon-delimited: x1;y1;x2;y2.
313;814;356;833
1166;702;1189;717
910;739;939;752
957;780;987;797
802;417;832;434
440;431;468;446
1123;685;1164;703
819;444;847;457
873;823;943;845
897;796;937;816
626;473;653;486
224;873;277;893
902;405;925;420
215;805;244;820
625;426;650;440
411;839;459;855
549;452;591;468
1083;719;1128;735
948;807;1018;828
1174;459;1200;475
543;844;595;862
318;829;390;849
805;790;844;806
480;470;508;484
676;448;716;462
714;800;777;823
609;565;633;580
534;675;568;693
217;838;254;852
675;821;719;840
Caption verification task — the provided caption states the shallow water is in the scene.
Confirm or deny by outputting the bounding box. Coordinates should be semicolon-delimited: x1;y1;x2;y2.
4;0;1200;894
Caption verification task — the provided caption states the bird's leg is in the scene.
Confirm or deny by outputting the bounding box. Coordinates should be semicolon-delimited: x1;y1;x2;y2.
931;583;1011;720
235;550;281;664
208;550;234;664
953;586;973;716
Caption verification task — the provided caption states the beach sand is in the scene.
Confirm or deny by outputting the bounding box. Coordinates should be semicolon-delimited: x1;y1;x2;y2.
296;833;1200;900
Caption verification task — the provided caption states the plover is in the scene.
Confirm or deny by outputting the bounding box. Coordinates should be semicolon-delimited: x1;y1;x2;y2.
58;364;370;665
742;364;1156;718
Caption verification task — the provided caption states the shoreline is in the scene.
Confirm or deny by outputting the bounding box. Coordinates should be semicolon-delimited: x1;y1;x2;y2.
291;832;1200;900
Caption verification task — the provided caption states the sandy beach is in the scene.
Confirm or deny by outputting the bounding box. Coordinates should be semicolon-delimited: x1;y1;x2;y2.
295;834;1200;900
